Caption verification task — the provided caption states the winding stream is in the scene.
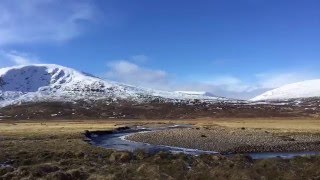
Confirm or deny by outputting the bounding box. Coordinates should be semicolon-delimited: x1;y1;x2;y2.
88;125;320;159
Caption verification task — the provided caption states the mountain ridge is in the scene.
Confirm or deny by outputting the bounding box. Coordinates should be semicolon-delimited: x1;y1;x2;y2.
0;64;230;107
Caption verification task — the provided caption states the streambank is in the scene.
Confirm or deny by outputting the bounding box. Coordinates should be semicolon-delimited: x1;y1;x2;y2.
88;125;320;159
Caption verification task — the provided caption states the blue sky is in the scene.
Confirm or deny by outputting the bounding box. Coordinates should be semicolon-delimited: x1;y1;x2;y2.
0;0;320;99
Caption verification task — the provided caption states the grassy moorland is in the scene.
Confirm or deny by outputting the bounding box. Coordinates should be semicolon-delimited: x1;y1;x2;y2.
1;119;320;179
206;118;320;132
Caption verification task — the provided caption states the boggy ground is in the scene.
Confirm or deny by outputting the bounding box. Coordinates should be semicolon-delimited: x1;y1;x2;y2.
1;120;320;180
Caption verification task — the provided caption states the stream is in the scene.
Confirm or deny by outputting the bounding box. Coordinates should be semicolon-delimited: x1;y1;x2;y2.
88;125;320;159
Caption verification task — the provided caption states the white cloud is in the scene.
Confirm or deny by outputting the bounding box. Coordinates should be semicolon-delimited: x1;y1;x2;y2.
0;51;41;68
174;81;268;100
255;72;316;89
184;71;319;99
104;56;320;99
105;60;169;89
103;58;269;99
203;76;253;93
0;0;98;45
174;76;259;99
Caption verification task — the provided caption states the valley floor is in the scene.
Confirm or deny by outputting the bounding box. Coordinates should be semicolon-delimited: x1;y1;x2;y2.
1;119;320;179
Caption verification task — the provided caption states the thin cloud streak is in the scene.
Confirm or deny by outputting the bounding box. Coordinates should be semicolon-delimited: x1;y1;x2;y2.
0;51;41;67
0;0;98;46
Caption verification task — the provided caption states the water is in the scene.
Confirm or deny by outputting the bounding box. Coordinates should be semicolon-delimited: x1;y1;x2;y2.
248;151;320;159
0;160;14;168
89;125;320;159
89;125;218;156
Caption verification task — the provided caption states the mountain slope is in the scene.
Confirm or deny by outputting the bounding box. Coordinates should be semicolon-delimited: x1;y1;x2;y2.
0;64;229;107
251;79;320;101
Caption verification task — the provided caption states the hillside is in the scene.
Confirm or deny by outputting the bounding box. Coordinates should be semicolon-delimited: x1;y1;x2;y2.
251;79;320;101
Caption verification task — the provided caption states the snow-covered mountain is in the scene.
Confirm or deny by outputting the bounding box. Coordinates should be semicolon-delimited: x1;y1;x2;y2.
251;79;320;101
0;64;229;107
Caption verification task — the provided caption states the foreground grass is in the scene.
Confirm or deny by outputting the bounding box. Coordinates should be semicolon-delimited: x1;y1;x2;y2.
1;120;320;180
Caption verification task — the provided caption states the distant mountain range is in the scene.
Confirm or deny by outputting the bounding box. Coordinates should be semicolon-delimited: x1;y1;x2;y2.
0;64;230;107
1;64;320;108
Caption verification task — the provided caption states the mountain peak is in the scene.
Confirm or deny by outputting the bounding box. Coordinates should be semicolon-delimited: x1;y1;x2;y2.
0;64;103;93
251;79;320;101
0;64;230;107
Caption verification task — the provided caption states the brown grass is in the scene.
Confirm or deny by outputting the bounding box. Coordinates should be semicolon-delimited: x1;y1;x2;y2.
0;120;116;136
192;118;320;133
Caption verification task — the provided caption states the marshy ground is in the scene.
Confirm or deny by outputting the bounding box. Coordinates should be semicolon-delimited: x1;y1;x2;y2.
1;119;320;179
